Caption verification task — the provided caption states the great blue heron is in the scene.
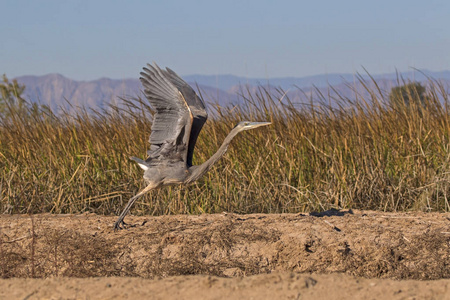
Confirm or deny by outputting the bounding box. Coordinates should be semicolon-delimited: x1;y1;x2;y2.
114;63;270;230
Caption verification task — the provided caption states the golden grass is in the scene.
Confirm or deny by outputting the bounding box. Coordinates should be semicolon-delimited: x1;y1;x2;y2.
1;76;450;216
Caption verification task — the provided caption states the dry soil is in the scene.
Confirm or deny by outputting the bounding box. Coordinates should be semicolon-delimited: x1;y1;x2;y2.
0;210;449;299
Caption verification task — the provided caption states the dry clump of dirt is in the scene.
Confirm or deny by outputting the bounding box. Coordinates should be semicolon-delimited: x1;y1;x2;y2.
0;210;449;280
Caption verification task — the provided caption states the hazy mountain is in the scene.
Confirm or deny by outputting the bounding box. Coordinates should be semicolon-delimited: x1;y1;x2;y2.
184;69;450;91
17;74;141;112
14;69;450;113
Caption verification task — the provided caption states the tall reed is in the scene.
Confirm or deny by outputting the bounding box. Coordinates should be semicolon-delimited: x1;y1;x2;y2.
1;76;449;216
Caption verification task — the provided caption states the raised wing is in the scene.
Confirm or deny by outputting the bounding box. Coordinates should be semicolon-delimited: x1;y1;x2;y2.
161;67;208;166
140;64;193;165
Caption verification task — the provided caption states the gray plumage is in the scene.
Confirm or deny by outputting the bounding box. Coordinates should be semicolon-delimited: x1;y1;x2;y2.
114;63;270;230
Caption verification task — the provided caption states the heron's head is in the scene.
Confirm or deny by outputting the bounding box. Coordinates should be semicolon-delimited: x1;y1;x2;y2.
235;121;271;131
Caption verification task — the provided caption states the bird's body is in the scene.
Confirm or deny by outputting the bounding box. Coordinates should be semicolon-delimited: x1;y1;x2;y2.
114;63;270;230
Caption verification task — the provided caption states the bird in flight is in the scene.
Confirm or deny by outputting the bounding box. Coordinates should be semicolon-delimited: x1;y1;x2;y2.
114;63;270;230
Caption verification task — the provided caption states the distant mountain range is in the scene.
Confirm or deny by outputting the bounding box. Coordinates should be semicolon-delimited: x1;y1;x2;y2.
14;69;450;113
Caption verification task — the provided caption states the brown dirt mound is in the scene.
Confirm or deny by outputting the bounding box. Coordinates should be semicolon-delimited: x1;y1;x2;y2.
0;210;449;280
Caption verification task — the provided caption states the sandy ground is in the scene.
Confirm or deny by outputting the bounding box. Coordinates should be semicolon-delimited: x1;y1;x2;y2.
0;210;449;299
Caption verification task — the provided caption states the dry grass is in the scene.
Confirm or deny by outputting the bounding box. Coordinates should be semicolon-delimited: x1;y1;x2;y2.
1;76;450;216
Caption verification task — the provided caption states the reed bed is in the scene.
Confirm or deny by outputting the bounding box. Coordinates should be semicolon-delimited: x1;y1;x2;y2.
1;76;450;216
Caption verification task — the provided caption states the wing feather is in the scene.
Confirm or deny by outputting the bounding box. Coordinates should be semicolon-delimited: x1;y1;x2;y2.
140;64;193;165
160;67;208;166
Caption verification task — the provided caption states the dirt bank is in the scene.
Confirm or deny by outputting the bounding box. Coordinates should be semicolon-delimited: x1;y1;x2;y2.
0;210;449;299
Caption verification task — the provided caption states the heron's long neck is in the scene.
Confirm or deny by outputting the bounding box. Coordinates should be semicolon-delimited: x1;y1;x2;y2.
186;127;241;184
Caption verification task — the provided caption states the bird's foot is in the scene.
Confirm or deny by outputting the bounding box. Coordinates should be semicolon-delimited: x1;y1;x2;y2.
113;219;128;231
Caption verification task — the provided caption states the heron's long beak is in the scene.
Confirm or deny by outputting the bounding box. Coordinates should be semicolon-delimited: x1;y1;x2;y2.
247;122;271;129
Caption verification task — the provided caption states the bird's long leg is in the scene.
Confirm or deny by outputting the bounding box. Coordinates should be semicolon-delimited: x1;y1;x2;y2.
114;183;158;230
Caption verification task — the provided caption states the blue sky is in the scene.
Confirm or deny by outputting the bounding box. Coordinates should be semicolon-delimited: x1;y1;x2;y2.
1;0;449;80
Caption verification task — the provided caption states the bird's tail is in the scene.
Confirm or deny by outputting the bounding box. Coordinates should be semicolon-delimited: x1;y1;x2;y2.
130;156;149;171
